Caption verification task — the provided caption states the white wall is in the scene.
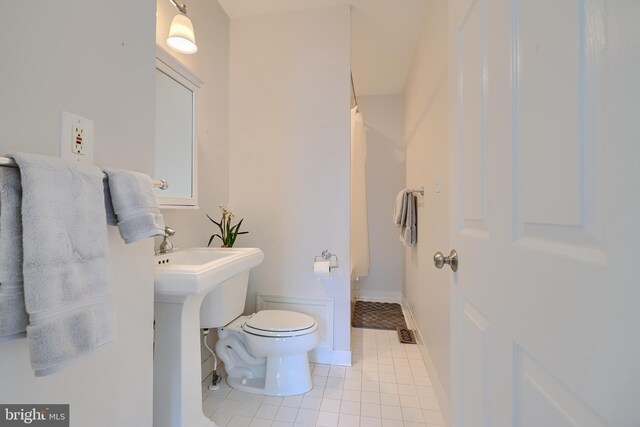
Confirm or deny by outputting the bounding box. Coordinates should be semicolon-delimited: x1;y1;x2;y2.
403;0;451;419
352;95;405;301
228;6;352;357
155;0;230;378
0;1;156;426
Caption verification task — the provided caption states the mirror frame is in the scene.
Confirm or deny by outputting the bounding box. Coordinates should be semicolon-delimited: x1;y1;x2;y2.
155;45;203;208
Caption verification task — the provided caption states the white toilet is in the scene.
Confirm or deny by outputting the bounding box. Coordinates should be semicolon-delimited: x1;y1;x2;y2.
199;268;320;396
215;310;319;396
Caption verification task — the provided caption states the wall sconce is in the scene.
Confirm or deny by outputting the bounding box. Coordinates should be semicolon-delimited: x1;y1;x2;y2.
167;0;198;54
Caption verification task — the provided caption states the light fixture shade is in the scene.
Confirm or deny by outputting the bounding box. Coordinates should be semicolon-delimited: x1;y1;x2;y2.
167;14;198;54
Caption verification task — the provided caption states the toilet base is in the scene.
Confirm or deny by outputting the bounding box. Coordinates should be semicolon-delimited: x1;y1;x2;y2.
226;353;314;396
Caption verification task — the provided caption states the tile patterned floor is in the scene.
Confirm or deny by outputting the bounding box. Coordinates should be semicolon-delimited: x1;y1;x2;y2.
202;327;448;427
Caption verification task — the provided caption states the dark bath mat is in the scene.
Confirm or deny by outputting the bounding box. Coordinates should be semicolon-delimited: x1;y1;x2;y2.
351;301;407;330
397;327;417;344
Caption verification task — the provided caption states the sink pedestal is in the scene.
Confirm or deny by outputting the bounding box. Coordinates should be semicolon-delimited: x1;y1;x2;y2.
153;294;214;427
152;247;264;427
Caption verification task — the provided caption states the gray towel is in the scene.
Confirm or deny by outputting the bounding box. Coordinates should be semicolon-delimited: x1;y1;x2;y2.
0;167;27;341
103;168;165;244
10;152;114;376
103;179;118;226
393;190;407;226
400;193;417;247
394;189;417;247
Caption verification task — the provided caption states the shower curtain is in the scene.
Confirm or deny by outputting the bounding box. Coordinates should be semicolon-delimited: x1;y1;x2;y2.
350;107;370;279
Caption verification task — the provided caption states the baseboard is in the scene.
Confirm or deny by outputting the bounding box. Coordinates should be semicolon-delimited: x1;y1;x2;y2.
330;349;352;366
351;290;403;302
402;298;451;425
312;348;352;366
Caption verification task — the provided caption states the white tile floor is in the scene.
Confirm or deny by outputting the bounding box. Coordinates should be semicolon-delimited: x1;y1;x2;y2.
201;327;448;427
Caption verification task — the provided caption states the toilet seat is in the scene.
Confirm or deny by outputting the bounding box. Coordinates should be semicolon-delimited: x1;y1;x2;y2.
241;310;318;338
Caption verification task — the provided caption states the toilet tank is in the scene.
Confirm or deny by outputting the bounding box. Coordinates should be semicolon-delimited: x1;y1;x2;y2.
200;271;250;328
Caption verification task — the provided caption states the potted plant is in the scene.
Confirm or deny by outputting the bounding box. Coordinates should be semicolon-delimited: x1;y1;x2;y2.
206;204;249;248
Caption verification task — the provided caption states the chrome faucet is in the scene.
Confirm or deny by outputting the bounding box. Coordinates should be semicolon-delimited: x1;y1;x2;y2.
159;226;176;254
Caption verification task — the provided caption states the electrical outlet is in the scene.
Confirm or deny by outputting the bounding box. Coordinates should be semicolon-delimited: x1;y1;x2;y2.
61;111;94;164
72;125;85;155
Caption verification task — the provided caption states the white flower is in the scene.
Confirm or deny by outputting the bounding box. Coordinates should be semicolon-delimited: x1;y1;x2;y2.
219;204;235;218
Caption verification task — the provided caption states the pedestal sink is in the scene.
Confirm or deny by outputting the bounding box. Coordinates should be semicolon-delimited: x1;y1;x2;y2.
153;247;264;427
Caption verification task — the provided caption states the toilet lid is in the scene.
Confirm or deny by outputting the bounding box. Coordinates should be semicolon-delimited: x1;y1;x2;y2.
242;310;317;337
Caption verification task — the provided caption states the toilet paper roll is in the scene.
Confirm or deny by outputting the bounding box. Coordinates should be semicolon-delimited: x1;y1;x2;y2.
313;260;332;279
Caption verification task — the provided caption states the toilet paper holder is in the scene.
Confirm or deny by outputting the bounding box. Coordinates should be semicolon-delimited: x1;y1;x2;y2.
315;249;339;271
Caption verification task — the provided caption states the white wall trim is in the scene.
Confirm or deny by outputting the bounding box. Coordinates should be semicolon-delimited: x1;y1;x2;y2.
330;350;352;366
257;293;335;351
311;348;352;367
257;293;351;366
352;289;403;302
402;297;451;425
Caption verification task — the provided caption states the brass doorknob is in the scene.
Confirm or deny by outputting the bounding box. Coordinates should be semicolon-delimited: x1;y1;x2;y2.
433;250;458;272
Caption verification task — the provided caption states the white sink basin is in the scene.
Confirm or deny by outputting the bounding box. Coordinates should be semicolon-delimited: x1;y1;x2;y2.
154;247;264;297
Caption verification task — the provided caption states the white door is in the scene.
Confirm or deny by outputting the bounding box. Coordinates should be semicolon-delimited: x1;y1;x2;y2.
448;0;640;426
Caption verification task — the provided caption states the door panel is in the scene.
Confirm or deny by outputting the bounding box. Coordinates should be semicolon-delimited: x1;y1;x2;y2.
459;0;486;229
461;300;490;427
515;348;606;427
515;347;607;427
449;0;640;426
517;0;582;228
458;0;488;235
513;0;606;262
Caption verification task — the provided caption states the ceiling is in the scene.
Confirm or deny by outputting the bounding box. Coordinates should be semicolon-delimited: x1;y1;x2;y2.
217;0;427;96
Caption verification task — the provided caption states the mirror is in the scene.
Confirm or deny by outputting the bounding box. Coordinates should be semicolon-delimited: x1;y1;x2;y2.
155;45;203;207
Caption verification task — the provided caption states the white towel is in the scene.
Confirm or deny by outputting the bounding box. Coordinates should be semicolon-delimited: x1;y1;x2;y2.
10;152;114;376
103;168;165;244
0;167;27;342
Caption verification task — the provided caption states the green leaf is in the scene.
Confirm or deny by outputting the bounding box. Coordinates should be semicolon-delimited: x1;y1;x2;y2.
205;213;220;226
207;234;222;247
232;218;245;234
206;213;224;233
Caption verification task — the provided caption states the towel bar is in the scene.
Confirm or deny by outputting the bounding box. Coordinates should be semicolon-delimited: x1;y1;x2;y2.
0;156;168;190
408;186;424;196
